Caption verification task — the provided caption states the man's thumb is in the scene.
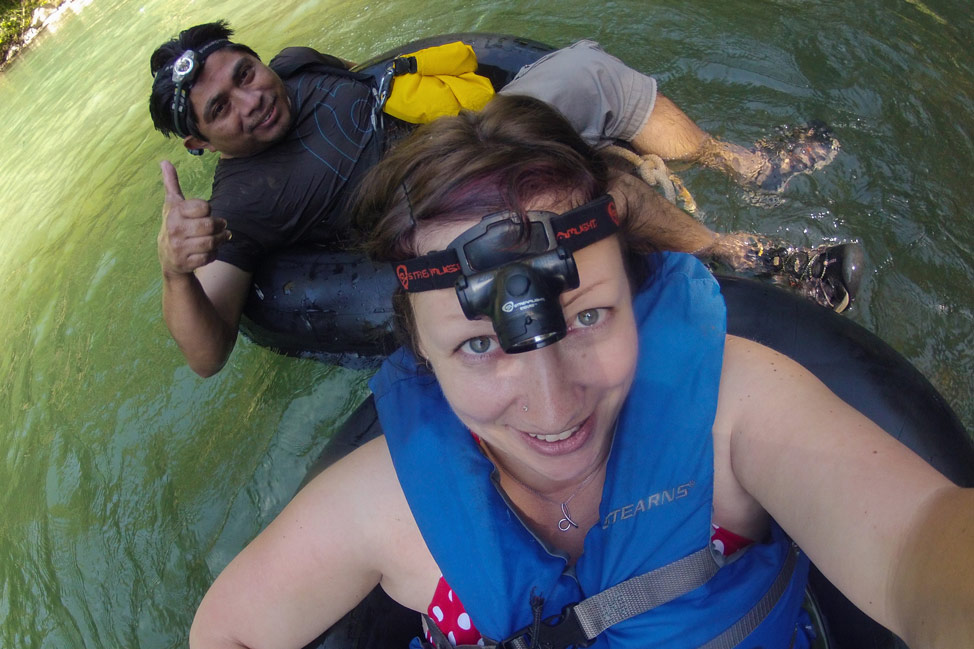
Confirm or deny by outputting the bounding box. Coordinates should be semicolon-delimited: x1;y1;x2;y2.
160;160;185;201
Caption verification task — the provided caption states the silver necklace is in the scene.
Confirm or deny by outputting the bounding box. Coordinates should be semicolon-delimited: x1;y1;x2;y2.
503;465;603;532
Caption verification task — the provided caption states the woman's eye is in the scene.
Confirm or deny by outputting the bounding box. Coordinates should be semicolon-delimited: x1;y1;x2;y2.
461;336;495;355
574;308;602;328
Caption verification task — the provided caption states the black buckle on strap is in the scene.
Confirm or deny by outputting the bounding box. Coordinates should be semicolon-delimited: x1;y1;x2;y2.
501;604;592;649
371;55;416;131
391;55;418;76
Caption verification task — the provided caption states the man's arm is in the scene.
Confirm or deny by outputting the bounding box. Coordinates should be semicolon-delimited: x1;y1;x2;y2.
158;161;249;377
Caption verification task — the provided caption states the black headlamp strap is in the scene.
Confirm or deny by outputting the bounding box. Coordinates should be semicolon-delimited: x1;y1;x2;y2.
395;249;462;292
549;194;619;251
394;195;619;293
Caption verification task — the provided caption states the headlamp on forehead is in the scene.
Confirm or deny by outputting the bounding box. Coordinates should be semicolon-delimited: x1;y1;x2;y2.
394;195;620;353
155;39;230;140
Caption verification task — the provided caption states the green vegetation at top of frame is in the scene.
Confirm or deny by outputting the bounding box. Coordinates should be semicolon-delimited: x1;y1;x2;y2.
1;0;53;64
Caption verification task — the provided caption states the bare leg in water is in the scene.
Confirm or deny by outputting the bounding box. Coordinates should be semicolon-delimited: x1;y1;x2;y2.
631;93;839;192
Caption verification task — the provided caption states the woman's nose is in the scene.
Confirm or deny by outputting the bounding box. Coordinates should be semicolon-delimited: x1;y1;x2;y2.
516;345;581;429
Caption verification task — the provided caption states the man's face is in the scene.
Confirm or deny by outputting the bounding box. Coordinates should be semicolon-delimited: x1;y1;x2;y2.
187;48;293;158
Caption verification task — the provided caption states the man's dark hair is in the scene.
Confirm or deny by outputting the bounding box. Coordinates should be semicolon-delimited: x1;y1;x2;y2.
148;21;259;139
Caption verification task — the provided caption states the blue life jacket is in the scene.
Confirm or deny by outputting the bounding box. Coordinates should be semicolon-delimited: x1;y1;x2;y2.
371;253;811;649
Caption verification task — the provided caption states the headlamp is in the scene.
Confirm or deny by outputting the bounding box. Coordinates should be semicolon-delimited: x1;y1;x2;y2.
169;50;199;139
394;195;620;353
172;50;198;81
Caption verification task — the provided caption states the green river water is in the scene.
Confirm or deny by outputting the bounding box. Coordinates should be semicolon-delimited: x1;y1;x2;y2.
0;0;971;647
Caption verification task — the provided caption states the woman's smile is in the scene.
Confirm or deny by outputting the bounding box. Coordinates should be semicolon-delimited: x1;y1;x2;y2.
517;412;596;457
527;423;580;443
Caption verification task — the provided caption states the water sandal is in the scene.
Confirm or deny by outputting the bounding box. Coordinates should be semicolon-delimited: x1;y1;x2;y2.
762;242;865;312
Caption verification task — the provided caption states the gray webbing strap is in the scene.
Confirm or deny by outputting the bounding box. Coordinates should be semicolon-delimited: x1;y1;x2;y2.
696;543;801;649
500;546;719;649
496;543;802;649
573;546;719;639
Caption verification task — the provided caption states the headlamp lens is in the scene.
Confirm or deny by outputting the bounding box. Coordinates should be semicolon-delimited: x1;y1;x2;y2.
459;250;578;354
509;330;563;353
172;51;197;83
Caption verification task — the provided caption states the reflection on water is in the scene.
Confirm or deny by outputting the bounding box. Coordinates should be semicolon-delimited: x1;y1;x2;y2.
0;0;971;647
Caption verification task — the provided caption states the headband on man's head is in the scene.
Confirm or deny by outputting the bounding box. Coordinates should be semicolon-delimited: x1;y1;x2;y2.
153;39;231;139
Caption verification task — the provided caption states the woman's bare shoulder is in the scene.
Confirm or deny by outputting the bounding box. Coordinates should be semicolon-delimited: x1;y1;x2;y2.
191;435;437;648
299;436;440;607
299;435;411;536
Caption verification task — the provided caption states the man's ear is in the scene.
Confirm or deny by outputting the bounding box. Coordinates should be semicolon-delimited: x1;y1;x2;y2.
183;136;216;156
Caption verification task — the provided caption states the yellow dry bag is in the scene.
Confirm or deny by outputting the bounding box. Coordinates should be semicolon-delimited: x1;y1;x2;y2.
382;42;495;124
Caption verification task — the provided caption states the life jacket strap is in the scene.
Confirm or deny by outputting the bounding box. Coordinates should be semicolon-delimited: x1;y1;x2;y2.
696;543;801;649
498;546;719;649
415;526;801;649
496;543;801;649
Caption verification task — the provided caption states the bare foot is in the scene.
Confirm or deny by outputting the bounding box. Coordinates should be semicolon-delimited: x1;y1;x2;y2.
700;123;840;192
751;122;840;192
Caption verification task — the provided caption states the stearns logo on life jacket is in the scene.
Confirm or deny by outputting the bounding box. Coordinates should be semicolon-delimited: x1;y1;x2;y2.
601;480;696;529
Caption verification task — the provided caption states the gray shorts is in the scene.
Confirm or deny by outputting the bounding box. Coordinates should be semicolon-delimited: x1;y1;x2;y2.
500;40;657;148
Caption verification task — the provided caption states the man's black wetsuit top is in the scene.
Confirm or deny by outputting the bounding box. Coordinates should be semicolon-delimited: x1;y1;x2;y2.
209;47;381;272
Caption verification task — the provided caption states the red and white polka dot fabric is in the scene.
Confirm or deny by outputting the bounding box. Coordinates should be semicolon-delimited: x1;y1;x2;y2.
426;576;484;646
710;523;754;558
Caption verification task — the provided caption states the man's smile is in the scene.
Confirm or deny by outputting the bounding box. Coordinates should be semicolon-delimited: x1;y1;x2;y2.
250;99;277;132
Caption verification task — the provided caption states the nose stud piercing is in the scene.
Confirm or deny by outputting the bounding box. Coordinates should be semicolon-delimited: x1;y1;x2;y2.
522;405;529;412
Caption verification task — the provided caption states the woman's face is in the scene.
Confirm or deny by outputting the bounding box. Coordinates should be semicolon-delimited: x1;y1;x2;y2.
411;215;639;488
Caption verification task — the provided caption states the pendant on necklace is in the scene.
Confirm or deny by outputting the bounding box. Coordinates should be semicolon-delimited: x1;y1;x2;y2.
557;502;579;531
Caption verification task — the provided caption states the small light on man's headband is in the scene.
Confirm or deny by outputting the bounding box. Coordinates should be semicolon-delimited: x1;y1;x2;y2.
171;50;198;83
